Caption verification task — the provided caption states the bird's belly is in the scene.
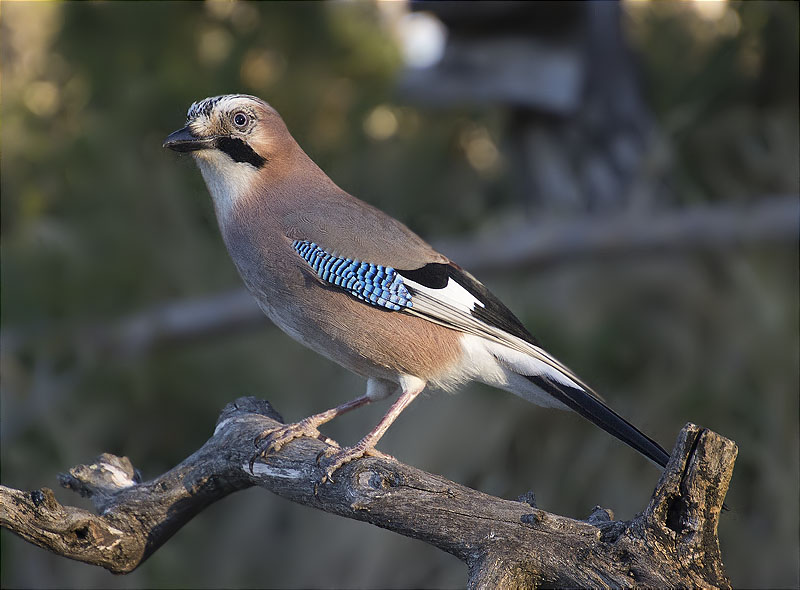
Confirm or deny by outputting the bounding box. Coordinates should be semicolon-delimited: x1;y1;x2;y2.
252;280;464;388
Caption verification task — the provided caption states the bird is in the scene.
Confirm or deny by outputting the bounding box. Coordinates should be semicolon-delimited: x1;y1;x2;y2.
163;93;671;481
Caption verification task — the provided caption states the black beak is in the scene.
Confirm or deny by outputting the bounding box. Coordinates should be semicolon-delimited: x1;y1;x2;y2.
163;126;215;152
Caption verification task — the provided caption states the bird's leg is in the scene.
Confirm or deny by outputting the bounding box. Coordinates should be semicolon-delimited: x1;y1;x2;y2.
250;378;399;472
321;377;426;482
251;394;372;470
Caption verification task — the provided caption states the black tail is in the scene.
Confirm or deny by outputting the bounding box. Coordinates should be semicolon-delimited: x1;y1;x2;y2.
527;375;670;468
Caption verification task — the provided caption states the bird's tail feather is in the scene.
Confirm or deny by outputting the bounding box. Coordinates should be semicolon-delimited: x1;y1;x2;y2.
470;337;670;467
526;374;671;468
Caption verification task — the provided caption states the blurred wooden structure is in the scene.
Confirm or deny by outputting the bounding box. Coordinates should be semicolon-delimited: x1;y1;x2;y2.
400;2;662;213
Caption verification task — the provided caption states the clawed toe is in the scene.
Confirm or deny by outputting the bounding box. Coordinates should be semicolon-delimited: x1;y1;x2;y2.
249;421;325;472
364;447;394;461
320;448;362;483
319;444;394;483
247;418;395;482
253;426;280;448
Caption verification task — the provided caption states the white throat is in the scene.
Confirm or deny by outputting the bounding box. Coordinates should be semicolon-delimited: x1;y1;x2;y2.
193;151;259;222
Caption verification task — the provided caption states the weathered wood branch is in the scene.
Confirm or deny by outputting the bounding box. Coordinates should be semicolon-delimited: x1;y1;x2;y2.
0;397;736;588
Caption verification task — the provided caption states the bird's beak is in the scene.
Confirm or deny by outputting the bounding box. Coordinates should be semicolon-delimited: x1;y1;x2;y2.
163;126;216;152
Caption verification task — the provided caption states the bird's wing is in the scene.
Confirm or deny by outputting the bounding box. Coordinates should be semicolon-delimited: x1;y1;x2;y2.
282;192;448;271
292;240;670;468
399;261;670;468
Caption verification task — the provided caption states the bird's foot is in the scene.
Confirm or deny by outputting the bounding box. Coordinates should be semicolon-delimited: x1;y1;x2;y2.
249;418;338;472
318;443;395;483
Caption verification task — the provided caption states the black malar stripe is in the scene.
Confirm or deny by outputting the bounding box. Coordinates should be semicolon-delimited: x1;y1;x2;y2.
215;136;267;168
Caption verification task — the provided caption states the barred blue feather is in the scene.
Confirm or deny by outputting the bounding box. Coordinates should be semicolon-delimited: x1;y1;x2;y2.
293;241;413;311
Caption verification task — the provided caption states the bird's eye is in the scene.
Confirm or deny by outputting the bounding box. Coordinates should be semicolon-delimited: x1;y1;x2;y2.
233;112;249;128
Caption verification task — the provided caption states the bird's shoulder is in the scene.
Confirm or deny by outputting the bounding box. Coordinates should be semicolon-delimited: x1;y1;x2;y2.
281;189;447;270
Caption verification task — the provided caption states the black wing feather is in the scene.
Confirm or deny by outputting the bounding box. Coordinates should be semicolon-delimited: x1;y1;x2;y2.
397;261;671;468
527;375;670;468
398;262;539;346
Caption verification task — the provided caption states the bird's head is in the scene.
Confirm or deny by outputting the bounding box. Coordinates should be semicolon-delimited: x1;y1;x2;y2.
164;94;299;218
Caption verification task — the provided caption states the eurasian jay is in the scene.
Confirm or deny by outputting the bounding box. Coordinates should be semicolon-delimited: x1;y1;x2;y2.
164;94;670;480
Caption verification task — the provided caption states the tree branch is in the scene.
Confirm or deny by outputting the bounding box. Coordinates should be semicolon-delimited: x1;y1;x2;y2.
433;194;799;274
0;397;736;588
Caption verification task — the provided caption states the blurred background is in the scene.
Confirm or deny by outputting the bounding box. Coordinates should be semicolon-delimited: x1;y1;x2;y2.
1;1;798;588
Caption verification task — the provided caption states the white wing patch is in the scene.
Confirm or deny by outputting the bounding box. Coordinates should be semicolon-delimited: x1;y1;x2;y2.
403;276;484;313
401;279;603;403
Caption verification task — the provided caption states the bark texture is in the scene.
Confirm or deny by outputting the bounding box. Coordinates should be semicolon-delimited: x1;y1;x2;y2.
0;397;736;588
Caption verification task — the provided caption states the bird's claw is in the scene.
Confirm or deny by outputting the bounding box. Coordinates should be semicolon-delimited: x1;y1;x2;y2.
249;420;329;473
248;420;395;482
317;445;395;483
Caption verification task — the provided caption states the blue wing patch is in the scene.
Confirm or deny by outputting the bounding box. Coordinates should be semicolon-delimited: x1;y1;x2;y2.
293;240;413;311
